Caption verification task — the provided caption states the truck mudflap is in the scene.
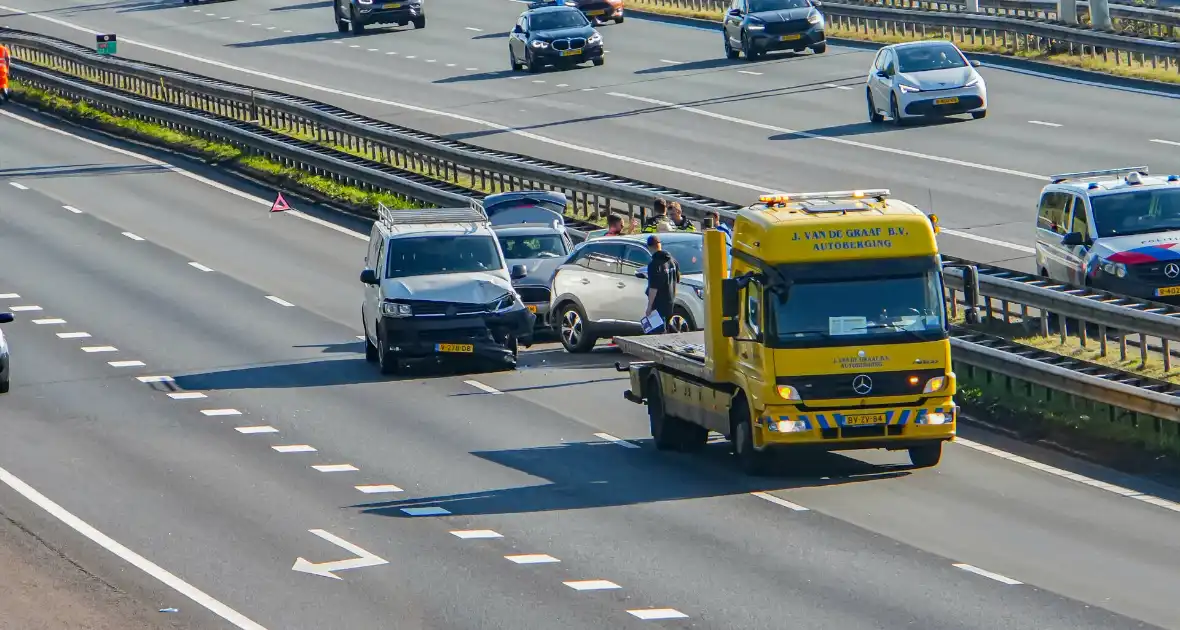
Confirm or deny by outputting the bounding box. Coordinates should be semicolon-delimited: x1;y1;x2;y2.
617;361;654;405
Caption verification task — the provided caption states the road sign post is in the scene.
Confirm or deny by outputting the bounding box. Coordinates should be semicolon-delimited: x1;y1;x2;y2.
96;34;117;56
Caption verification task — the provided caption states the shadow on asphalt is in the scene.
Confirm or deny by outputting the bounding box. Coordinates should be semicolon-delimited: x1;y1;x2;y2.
472;31;512;40
227;32;352;48
173;357;394;390
270;0;332;10
770;117;963;140
351;439;911;518
0;164;168;179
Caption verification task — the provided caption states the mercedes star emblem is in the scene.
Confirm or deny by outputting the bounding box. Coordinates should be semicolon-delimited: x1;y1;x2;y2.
1166;263;1180;279
852;374;873;395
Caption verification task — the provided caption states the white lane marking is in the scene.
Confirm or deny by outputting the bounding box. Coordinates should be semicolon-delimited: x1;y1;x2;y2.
0;465;267;629
466;67;478;71
0;293;18;299
10;305;42;311
426;59;437;63
312;464;358;472
57;332;91;339
9;181;28;190
355;484;403;493
200;409;242;416
292;529;389;580
367;48;378;52
940;229;1036;254
983;61;1180;100
1028;120;1062;127
236;19;244;23
283;29;292;33
349;44;360;48
401;506;451;516
81;346;118;353
565;579;621;590
405;55;417;59
63;205;83;213
108;360;146;367
751;491;809;511
386;52;398;55
31;318;67;325
267;26;276;30
608;92;1048;182
1151;138;1180;147
465;26;483;31
446;63;455;67
737;70;763;75
659;59;683;64
121;232;145;241
953;563;1023;585
954;437;1180;513
532;80;544;83
628;609;689;620
825;83;852;90
505;554;559;564
464;380;502;395
272;444;317;453
137;375;174;383
265;295;295;307
355;335;366;340
594;432;641;449
188;262;214;272
556;83;569;87
236;425;279;434
168;392;208;400
450;529;503;539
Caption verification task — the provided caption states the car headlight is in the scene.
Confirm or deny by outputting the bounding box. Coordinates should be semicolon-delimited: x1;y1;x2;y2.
357;0;373;4
898;83;921;93
1101;260;1127;278
692;286;704;299
531;40;549;48
746;22;765;30
922;376;946;393
382;302;412;317
964;76;981;88
776;385;801;401
489;293;518;312
588;32;602;44
807;11;822;23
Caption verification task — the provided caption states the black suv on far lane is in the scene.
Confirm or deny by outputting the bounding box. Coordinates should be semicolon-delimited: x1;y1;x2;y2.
722;0;826;60
510;5;605;73
334;0;425;35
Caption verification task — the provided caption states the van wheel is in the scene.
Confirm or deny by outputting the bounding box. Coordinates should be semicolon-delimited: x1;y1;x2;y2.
559;303;597;353
377;326;399;375
908;443;942;468
731;397;772;475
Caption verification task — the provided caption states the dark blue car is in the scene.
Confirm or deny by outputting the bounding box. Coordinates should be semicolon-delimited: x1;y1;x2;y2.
509;5;605;73
722;0;826;60
334;0;425;35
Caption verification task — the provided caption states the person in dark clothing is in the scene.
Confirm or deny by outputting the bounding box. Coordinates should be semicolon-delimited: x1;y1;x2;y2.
642;198;670;232
644;235;680;334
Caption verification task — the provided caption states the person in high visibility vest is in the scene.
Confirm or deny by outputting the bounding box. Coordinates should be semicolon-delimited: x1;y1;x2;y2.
0;43;11;103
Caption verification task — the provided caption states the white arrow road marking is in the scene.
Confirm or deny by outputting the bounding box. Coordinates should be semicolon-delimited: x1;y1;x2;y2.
292;529;388;580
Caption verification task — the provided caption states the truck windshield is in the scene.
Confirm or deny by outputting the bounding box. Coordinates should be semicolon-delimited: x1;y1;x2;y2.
385;235;504;278
1091;188;1180;238
769;271;946;346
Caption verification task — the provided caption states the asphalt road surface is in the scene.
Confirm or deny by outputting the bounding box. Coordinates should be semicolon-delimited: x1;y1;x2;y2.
3;0;1180;275
2;99;1180;628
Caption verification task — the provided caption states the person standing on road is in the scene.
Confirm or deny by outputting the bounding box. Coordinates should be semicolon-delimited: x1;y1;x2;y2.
0;43;11;104
644;234;680;334
605;213;639;236
668;202;696;232
643;198;671;233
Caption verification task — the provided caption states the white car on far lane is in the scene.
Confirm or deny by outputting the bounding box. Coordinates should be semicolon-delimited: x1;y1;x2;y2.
866;40;987;125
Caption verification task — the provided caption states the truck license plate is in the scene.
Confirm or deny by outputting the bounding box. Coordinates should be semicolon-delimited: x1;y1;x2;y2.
436;343;474;353
934;97;959;105
843;413;886;426
527;304;538;313
780;34;802;41
1158;286;1180;297
561;49;581;56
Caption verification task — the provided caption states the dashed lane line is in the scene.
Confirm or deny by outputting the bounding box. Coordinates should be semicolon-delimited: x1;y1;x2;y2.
137;375;174;383
505;554;560;564
450;529;503;539
265;295;295;307
9;181;27;190
0;293;19;299
628;608;689;620
81;346;118;353
236;426;279;434
355;484;403;493
108;360;146;368
122;232;145;241
594;432;641;449
1028;120;1062;127
311;464;359;472
168;392;208;400
464;380;502;395
1151;138;1180;147
401;506;451;516
10;305;42;312
57;332;91;339
751;491;809;511
953;563;1023;585
31;318;67;325
188;262;214;272
465;26;483;31
63;205;83;213
737;70;762;76
272;445;317;453
200;409;242;416
565;579;621;590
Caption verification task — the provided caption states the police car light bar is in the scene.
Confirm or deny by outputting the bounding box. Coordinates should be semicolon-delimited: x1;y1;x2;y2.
1049;166;1148;184
757;189;890;204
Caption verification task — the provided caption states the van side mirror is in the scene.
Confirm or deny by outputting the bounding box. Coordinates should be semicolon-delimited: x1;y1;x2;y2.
510;264;528;280
1061;232;1086;247
970;59;981;67
360;268;379;285
0;312;12;324
513;24;524;34
721;319;739;338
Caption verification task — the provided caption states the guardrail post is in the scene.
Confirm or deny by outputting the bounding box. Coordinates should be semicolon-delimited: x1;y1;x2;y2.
965;0;979;12
1058;0;1078;25
1140;334;1148;368
1164;340;1172;372
1091;0;1113;29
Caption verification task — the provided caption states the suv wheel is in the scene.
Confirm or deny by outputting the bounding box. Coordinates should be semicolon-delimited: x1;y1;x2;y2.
350;7;366;34
723;33;739;60
335;1;348;32
509;48;522;71
413;15;426;28
559;303;596;353
668;307;694;333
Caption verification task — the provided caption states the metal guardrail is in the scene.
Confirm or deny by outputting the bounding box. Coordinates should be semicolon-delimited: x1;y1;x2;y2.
846;0;1180;35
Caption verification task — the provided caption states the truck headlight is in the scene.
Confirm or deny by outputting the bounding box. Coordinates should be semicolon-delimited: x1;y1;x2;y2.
768;419;808;433
922;376;946;393
1100;260;1127;278
776;385;800;401
923;412;950;425
382;302;412;317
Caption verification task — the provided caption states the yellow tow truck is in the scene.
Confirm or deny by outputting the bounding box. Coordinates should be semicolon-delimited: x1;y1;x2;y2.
615;190;971;474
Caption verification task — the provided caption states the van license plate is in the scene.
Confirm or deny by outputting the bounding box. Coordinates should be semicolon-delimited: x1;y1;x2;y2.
934;97;959;105
780;34;802;41
843;413;886;426
436;343;474;353
1157;286;1180;297
527;304;538;313
561;49;581;56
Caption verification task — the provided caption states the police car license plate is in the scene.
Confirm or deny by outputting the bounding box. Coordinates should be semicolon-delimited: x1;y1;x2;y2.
586;8;605;14
436;343;474;353
383;2;401;7
843;413;886;426
780;34;802;41
1157;286;1180;297
934;97;959;105
527;304;538;313
561;49;581;56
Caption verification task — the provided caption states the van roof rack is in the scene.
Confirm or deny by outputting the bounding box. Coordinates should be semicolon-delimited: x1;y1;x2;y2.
377;201;488;228
1050;166;1148;184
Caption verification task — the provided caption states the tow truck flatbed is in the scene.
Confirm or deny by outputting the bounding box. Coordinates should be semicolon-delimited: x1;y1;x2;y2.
613;332;711;380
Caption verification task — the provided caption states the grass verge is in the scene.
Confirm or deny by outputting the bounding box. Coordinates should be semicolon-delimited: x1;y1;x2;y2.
626;0;1180;85
8;80;424;215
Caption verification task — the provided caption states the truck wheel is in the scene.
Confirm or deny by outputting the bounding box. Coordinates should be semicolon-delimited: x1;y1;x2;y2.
559;303;597;353
377;326;399;375
732;398;772;475
908;443;942;468
647;376;682;451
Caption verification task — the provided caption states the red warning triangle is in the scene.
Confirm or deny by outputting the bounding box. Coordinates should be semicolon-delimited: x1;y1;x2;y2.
270;192;291;213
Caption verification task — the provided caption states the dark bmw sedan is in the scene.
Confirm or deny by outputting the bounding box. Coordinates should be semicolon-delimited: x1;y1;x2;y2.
510;5;605;73
722;0;826;60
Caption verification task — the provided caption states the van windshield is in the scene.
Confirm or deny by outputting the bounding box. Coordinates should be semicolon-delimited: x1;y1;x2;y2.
769;271;946;347
1091;188;1180;238
385;235;504;278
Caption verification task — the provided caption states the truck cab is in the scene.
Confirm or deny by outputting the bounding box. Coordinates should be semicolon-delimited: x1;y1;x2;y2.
615;190;959;474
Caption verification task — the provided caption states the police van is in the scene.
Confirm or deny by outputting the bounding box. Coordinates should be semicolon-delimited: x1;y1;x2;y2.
1034;166;1180;300
359;202;535;374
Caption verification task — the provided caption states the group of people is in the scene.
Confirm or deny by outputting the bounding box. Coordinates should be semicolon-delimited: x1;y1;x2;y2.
600;198;733;335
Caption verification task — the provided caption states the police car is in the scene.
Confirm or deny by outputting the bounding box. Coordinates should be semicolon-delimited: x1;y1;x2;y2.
1034;166;1180;301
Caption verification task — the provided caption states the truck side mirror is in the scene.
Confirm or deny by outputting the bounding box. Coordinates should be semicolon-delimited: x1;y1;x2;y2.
960;264;981;325
721;278;740;319
360;268;379;285
721;319;739;338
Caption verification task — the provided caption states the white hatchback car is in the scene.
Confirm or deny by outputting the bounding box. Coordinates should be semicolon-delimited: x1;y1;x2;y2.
550;232;706;353
0;310;13;393
866;40;986;125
